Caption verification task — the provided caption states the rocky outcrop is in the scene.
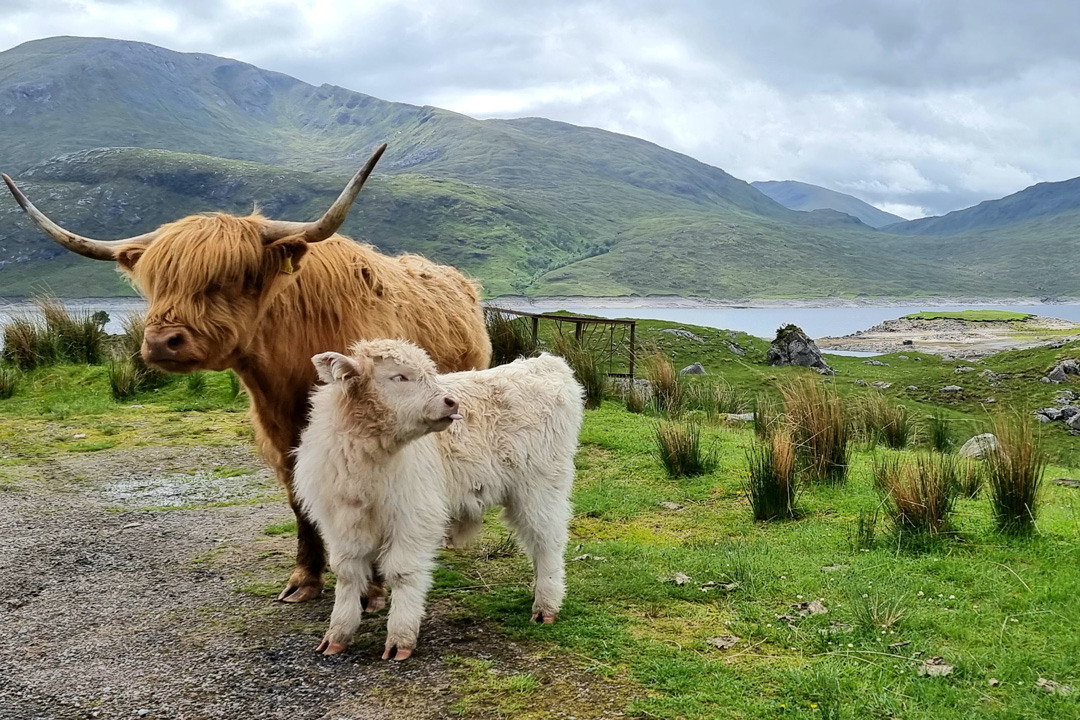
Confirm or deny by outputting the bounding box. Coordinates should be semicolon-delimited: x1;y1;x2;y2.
959;434;998;459
680;363;707;375
766;325;833;374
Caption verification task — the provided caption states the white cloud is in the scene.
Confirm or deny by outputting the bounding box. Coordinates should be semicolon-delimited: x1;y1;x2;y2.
1;0;1079;216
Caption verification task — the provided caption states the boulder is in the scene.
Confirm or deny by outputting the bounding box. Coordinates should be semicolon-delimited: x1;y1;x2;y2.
680;363;707;375
766;325;833;374
1060;359;1079;375
1036;408;1063;422
855;379;867;386
1040;376;1055;384
902;339;913;345
871;381;892;389
906;385;919;391
864;359;888;366
1068;414;1080;432
1037;413;1054;423
1048;365;1069;383
726;341;746;356
955;366;975;373
940;385;963;393
1060;406;1079;420
661;328;705;343
959;434;999;459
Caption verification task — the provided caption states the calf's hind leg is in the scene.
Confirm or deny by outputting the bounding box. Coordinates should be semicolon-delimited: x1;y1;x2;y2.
503;478;571;624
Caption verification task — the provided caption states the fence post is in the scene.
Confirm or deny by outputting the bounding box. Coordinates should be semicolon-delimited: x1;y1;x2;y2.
574;321;584;343
629;322;636;379
531;316;539;344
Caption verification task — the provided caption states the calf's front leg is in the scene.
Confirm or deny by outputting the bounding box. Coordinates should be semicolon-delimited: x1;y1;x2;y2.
380;543;438;661
317;555;374;655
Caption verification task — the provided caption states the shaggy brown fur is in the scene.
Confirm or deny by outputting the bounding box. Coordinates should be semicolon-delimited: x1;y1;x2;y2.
118;212;491;600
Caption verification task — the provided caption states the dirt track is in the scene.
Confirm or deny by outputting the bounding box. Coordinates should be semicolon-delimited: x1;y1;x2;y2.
0;445;630;720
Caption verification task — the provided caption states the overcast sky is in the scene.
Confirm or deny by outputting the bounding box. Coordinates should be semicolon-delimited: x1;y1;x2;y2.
3;0;1079;219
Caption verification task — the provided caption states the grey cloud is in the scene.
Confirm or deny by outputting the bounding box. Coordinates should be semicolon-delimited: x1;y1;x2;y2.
1;0;1078;218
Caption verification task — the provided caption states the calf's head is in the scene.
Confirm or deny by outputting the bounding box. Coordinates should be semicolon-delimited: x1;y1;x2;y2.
312;339;461;448
2;144;387;373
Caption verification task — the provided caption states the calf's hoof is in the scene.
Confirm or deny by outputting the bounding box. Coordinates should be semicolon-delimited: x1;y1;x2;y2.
316;638;349;655
381;644;414;661
530;611;557;624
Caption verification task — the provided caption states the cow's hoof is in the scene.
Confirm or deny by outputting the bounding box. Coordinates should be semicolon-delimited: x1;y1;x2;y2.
530;611;557;624
382;645;413;661
362;593;386;613
277;582;323;603
317;638;349;655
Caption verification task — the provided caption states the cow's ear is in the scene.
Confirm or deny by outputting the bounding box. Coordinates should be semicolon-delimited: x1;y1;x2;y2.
266;237;309;275
312;352;369;384
116;245;147;271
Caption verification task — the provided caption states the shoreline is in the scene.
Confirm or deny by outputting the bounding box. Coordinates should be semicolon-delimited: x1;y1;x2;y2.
488;295;1080;310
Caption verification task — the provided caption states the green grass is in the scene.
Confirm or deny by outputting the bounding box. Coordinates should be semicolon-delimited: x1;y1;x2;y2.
904;310;1034;322
2;312;1079;718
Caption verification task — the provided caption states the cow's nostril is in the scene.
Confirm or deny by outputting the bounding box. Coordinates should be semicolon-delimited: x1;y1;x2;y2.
444;397;457;408
166;334;184;349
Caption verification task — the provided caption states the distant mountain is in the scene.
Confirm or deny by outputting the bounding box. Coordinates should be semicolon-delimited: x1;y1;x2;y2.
751;180;904;228
883;176;1080;235
0;36;1077;299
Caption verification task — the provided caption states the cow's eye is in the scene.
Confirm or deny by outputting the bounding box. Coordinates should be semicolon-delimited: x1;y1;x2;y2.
390;374;409;382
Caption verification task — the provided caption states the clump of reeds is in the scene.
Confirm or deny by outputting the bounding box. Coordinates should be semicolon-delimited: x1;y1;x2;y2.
1;316;54;369
849;510;879;551
744;426;799;520
186;372;208;395
752;393;783;440
654;418;716;478
984;413;1046;535
956;458;984;499
645;352;683;416
552;335;606;410
855;393;915;449
107;355;143;400
37;296;107;365
877;453;958;535
852;592;907;631
686;378;745;421
625;382;646;414
485;309;538;366
226;370;243;401
0;366;19;399
926;408;952;453
781;377;851;485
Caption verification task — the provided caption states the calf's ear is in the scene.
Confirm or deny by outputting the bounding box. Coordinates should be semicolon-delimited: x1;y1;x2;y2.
312;352;368;384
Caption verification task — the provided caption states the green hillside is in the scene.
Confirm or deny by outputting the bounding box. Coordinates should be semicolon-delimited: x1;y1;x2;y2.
1;36;1078;299
751;180;904;228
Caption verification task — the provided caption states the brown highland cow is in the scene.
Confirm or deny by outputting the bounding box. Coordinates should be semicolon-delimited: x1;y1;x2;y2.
3;145;492;603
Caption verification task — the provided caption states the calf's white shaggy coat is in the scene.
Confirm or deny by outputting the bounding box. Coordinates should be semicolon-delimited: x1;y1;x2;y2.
293;339;584;660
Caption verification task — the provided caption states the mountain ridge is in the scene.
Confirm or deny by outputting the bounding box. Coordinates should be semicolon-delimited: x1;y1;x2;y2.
751;180;904;228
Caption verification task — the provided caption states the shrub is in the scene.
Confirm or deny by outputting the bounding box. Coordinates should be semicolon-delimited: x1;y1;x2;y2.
186;372;208;396
985;414;1046;535
752;393;783;440
625;382;646;414
879;454;957;535
856;394;915;449
107;355;143;400
227;370;243;400
781;377;851;485
852;593;906;631
645;352;683;416
849;510;879;551
744;427;799;521
927;408;953;453
2;316;54;369
552;335;606;410
0;366;18;399
654;418;716;478
957;458;984;499
37;296;107;364
686;378;744;420
486;309;538;366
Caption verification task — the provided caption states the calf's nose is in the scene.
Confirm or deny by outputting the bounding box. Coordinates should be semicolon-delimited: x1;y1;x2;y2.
444;396;459;412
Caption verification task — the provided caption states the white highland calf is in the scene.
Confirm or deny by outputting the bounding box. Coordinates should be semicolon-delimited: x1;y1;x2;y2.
293;339;584;660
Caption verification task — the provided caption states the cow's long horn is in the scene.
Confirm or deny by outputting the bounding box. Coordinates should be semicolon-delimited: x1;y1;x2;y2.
261;143;387;244
2;174;157;261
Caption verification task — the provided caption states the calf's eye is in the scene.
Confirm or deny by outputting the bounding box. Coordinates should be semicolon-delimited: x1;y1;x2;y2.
390;374;409;382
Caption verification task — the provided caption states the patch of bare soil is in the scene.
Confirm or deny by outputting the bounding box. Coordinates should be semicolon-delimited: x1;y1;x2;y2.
1;446;634;719
818;315;1080;358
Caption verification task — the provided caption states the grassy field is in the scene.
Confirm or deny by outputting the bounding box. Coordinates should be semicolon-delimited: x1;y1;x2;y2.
2;314;1079;718
903;311;1034;323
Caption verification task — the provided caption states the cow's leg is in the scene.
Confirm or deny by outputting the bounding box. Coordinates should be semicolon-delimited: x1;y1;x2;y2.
317;555;373;655
277;472;327;603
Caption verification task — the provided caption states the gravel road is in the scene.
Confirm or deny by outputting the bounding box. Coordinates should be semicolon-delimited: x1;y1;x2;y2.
0;445;629;720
